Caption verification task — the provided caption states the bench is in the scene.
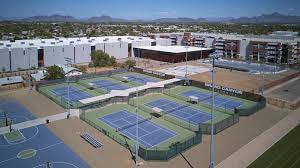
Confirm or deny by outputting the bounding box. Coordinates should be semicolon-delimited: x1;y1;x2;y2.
80;132;103;148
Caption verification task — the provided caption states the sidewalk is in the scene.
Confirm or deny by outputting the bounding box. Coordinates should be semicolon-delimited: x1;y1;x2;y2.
216;108;300;168
0;109;79;135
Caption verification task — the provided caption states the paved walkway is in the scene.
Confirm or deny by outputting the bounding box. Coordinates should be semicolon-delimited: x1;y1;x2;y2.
0;109;79;135
79;78;182;105
216;108;300;168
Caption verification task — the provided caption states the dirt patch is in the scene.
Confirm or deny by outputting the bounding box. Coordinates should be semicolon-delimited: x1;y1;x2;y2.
47;118;134;168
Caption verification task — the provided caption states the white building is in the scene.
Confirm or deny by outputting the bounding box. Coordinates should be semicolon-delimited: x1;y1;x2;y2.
0;36;156;72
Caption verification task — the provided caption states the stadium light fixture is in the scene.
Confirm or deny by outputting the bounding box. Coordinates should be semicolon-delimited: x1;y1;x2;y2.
208;52;220;168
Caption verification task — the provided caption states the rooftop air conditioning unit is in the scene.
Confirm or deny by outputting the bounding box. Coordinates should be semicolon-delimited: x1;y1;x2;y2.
51;42;55;45
77;39;81;42
41;41;45;43
55;38;59;40
21;42;25;44
29;43;34;46
6;44;11;47
70;41;74;44
0;43;3;45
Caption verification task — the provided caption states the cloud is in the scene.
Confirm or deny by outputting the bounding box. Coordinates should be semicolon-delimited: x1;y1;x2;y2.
288;8;295;11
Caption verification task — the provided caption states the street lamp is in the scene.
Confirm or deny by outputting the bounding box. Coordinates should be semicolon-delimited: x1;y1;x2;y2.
208;52;220;168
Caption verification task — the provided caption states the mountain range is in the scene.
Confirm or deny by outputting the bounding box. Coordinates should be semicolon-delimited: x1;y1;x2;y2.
1;12;300;24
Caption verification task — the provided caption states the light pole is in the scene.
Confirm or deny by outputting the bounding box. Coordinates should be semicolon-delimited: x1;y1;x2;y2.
64;57;73;118
185;39;190;84
209;52;219;168
135;85;139;168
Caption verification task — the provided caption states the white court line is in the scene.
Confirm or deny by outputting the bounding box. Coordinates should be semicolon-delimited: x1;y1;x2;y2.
33;162;80;168
0;116;39;147
0;142;62;165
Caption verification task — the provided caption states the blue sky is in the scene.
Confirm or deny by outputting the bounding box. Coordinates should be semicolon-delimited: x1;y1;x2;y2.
1;0;300;19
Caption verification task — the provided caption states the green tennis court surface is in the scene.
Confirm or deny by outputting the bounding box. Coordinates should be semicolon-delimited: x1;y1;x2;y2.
4;130;25;143
166;85;257;114
82;103;200;160
130;93;236;133
248;124;300;168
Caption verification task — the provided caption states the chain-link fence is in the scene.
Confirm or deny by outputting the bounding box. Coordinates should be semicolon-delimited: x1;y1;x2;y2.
81;112;201;161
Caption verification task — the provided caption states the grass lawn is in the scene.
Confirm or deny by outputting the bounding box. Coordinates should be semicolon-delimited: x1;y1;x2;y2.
248;124;300;168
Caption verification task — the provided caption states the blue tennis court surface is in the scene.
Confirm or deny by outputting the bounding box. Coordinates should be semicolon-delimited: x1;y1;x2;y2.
91;80;129;91
51;86;92;103
145;98;214;124
99;110;176;148
0;98;89;168
121;74;159;84
180;90;243;111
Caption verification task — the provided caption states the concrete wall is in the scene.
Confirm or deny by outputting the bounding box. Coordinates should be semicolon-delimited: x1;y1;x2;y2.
95;43;105;51
44;45;75;67
131;41;152;57
119;41;128;59
239;39;250;59
44;46;62;66
205;37;215;48
0;48;10;72
104;42;120;59
63;45;75;64
24;47;38;69
156;38;172;46
74;44;91;64
10;48;25;71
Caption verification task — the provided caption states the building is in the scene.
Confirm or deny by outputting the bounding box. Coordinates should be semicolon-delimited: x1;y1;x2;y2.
149;32;300;64
0;36;156;72
133;45;213;63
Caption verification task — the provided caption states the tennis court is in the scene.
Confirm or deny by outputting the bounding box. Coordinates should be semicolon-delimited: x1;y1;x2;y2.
99;110;176;148
90;80;129;91
51;86;92;104
145;98;214;124
120;74;159;84
180;90;243;111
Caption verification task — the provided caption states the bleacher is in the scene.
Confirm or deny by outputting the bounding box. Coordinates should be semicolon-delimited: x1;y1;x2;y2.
80;132;103;148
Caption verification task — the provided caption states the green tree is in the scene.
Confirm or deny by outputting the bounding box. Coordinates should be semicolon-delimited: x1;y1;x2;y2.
121;60;136;69
45;65;65;80
90;50;116;67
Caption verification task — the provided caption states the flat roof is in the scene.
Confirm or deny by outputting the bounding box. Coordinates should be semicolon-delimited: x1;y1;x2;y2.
134;45;212;53
0;36;155;50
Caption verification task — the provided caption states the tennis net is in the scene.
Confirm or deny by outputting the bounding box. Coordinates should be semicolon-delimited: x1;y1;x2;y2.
163;104;190;115
116;116;152;132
